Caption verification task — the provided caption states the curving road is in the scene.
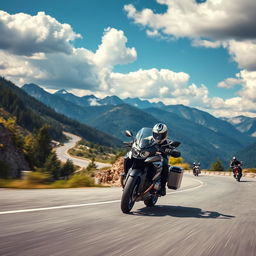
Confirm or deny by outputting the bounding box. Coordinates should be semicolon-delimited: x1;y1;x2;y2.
0;174;255;256
55;132;111;169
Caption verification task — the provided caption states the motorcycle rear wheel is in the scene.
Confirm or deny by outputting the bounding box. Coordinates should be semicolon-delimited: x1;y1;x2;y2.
144;195;158;207
121;176;139;214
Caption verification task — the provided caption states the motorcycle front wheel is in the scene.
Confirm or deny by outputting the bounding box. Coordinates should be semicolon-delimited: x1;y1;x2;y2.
121;176;139;214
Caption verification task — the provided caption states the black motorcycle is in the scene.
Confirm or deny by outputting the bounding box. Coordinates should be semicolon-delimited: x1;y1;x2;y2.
121;127;181;214
193;165;200;176
232;165;242;182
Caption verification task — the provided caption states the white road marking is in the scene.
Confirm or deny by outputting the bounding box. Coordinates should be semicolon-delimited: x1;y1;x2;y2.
0;200;121;215
0;178;206;215
167;178;206;195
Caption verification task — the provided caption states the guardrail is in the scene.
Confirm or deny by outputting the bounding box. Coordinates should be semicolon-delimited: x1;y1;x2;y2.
184;170;256;178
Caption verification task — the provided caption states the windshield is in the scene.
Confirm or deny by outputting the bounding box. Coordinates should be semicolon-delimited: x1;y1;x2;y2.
135;127;154;149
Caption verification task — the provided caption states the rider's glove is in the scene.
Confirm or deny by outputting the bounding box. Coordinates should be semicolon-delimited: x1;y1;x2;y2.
164;148;172;154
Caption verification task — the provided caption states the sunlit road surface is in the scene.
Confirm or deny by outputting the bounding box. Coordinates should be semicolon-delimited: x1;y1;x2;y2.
55;132;111;169
0;174;255;256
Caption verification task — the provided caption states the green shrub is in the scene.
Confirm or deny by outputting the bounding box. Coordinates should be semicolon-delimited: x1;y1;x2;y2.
0;179;12;187
51;180;68;188
210;160;225;172
67;174;95;188
27;171;50;184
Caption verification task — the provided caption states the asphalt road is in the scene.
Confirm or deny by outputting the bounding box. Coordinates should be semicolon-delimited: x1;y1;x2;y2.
0;174;255;256
55;132;111;169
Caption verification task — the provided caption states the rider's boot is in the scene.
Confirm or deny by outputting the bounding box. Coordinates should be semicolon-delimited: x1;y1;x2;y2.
160;185;166;196
157;182;166;196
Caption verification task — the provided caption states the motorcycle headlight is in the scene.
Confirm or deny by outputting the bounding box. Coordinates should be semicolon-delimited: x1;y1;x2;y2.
132;148;140;157
140;151;150;158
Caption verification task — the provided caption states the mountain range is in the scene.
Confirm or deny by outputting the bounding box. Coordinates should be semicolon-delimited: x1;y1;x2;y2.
0;78;121;148
22;83;256;168
223;116;256;137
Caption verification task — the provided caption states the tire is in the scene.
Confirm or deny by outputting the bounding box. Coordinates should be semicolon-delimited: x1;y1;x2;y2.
144;195;158;207
121;176;139;213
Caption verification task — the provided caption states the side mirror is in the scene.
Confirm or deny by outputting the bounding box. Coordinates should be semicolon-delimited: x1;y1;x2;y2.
170;141;181;148
125;130;133;137
170;150;181;158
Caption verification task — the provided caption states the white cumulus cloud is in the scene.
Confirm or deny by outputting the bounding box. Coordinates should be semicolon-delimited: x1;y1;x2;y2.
0;11;137;92
0;10;81;56
124;0;256;41
94;27;137;67
124;0;256;72
1;9;256;118
109;68;189;98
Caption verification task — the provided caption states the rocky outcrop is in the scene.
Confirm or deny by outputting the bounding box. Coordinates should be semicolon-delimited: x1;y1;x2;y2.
96;158;124;186
0;124;29;178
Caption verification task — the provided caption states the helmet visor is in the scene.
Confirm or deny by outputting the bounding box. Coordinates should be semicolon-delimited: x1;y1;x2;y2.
153;131;167;142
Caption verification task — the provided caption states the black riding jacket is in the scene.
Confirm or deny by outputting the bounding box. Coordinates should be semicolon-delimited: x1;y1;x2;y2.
230;159;241;167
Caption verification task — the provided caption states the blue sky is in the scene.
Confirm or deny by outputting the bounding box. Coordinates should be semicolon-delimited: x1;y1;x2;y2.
0;0;256;117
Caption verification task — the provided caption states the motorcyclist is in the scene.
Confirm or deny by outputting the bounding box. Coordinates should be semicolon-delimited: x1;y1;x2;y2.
122;123;174;196
152;123;172;196
192;162;200;172
230;156;242;177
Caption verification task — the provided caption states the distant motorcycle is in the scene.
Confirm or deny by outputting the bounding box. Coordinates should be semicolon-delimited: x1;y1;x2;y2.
232;165;242;182
121;127;183;214
193;165;201;176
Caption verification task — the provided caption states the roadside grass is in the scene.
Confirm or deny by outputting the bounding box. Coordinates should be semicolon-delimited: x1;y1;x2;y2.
0;172;107;189
243;168;256;173
68;148;116;164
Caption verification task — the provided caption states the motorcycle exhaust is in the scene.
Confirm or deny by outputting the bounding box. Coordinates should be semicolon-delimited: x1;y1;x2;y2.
142;184;154;195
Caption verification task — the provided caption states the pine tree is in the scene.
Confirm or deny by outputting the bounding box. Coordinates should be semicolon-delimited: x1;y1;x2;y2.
42;152;61;180
210;159;225;172
23;133;35;166
33;125;51;167
61;159;76;179
5;117;24;148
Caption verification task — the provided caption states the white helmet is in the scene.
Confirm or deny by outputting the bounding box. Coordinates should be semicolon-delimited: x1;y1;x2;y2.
233;156;236;160
152;123;168;143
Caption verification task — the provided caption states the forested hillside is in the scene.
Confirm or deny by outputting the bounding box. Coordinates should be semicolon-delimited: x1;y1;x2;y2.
0;77;121;147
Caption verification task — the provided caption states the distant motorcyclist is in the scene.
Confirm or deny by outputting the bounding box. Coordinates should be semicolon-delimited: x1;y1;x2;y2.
230;156;242;177
122;123;176;196
192;162;201;175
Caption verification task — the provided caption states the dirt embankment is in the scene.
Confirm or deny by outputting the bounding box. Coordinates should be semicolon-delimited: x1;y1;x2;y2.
0;124;29;178
96;158;124;186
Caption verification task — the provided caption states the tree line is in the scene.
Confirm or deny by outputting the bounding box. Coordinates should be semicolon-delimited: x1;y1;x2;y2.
0;116;75;180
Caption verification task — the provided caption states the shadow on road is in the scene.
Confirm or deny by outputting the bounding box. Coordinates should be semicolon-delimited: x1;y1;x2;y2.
133;205;235;219
239;180;255;183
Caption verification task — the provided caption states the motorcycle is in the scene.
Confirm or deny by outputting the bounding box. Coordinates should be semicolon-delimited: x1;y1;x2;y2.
193;165;200;176
120;127;181;214
232;165;242;182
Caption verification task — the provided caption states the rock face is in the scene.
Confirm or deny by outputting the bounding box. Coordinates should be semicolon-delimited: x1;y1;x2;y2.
96;158;124;186
0;124;29;178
